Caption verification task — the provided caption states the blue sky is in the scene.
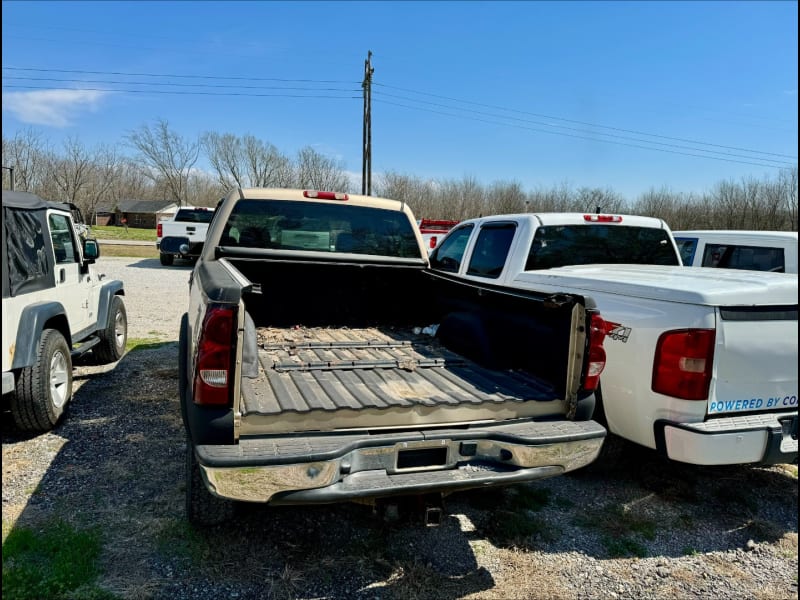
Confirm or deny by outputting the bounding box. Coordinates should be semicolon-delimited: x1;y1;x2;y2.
2;0;797;200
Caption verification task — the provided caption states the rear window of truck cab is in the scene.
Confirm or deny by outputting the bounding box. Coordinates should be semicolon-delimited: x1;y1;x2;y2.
525;224;680;270
221;199;420;258
175;208;215;223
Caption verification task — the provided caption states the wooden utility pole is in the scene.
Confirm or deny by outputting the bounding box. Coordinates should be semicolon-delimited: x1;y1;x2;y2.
362;51;374;195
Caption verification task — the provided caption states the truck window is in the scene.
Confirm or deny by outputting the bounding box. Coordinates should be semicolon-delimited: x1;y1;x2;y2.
175;208;215;223
674;237;698;265
467;224;516;279
226;199;420;258
525;225;680;270
702;244;786;273
429;224;474;272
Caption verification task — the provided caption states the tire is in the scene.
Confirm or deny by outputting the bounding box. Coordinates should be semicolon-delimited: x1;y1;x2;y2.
93;295;128;364
186;439;235;526
160;252;174;266
11;329;73;432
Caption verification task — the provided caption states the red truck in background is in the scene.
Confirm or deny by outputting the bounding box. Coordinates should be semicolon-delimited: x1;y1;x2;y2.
417;219;460;253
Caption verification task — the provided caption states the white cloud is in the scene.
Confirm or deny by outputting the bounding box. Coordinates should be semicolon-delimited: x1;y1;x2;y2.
1;89;110;127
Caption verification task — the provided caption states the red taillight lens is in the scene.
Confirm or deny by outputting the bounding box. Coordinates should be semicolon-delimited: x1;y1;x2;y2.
193;305;236;406
430;236;437;248
157;223;163;238
584;312;607;391
303;190;348;201
583;214;623;223
652;329;715;400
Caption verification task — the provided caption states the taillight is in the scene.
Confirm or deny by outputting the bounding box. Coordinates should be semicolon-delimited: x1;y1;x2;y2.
157;223;163;238
303;190;348;201
584;312;607;391
583;214;623;223
429;236;437;249
193;305;236;406
652;329;715;400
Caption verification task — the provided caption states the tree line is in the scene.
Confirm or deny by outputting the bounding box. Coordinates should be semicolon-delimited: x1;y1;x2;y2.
2;120;797;231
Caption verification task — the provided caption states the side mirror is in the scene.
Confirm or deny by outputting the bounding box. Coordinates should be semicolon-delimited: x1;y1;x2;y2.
83;238;100;263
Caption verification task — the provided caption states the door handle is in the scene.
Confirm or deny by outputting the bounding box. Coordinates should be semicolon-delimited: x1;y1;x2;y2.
60;268;66;283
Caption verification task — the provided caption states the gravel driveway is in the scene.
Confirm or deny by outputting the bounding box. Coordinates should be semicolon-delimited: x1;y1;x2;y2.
2;257;797;600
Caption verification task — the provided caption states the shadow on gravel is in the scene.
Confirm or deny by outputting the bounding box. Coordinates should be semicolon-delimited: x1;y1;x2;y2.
125;258;194;269
2;344;797;599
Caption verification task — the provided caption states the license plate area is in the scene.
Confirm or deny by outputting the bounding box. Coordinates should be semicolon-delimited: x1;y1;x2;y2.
391;441;452;473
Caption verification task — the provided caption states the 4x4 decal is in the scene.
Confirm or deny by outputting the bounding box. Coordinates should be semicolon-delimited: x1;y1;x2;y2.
603;321;631;343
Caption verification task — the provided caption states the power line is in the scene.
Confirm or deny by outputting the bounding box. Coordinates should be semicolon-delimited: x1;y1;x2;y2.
4;76;361;93
371;90;795;165
3;66;359;85
373;82;797;160
2;84;360;100
374;98;795;170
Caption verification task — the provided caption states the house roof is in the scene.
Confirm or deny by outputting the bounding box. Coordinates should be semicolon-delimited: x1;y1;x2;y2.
116;199;178;213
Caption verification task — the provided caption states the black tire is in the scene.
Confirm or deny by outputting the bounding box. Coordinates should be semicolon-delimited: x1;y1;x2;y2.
186;439;235;526
160;252;174;266
93;295;128;364
11;329;73;432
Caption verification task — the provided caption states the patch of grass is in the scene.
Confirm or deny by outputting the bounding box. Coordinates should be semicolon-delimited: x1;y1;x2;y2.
2;519;114;600
675;513;695;529
506;485;551;512
126;337;170;352
573;503;657;558
554;495;575;510
155;520;210;565
603;535;648;558
682;546;700;556
486;510;558;545
91;225;156;242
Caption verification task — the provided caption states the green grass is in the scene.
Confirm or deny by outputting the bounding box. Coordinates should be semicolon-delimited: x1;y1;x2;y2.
573;503;658;558
2;519;115;600
126;337;171;352
89;225;156;242
98;245;159;259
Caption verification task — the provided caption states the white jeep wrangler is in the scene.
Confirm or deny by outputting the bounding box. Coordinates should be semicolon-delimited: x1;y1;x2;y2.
2;190;128;432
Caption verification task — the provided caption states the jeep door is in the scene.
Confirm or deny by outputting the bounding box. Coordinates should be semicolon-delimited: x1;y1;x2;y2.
47;211;93;334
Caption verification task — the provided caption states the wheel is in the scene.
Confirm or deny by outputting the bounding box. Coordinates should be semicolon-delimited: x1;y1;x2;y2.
160;252;174;266
186;439;235;526
93;295;128;364
11;329;73;432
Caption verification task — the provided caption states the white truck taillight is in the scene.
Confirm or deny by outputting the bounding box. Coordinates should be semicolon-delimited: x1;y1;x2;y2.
584;312;607;391
652;329;715;400
193;305;236;406
157;223;163;239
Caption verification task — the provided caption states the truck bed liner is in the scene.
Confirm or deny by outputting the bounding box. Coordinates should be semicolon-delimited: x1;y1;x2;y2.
240;327;557;417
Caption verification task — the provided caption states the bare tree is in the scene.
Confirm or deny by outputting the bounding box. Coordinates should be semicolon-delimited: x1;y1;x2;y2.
243;135;293;188
48;136;92;205
294;146;351;191
126;119;199;206
1;128;50;192
202;132;243;189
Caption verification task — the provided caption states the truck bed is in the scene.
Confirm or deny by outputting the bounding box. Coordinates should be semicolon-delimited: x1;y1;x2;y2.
239;326;562;434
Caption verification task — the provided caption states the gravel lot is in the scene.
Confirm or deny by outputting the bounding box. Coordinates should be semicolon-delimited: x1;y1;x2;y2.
2;256;798;600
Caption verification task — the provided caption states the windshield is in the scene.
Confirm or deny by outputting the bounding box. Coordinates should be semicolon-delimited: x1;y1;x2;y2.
525;224;680;270
175;208;215;223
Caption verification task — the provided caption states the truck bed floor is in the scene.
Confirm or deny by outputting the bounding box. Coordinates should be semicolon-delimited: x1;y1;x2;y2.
240;327;558;417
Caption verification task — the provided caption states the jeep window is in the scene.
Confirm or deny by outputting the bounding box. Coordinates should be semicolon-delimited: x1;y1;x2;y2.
48;213;78;264
525;224;680;270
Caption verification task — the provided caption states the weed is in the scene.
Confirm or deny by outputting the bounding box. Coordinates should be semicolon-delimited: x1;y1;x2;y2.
486;510;558;545
507;485;551;511
682;546;700;556
603;535;648;558
2;519;113;600
155;519;210;565
574;504;658;541
554;495;575;510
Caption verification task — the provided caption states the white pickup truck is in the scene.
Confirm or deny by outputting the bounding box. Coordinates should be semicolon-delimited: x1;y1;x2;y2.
429;212;798;466
156;206;216;265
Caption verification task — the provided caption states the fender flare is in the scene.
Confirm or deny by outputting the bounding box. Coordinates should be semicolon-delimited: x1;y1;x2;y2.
11;302;68;370
95;280;125;331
